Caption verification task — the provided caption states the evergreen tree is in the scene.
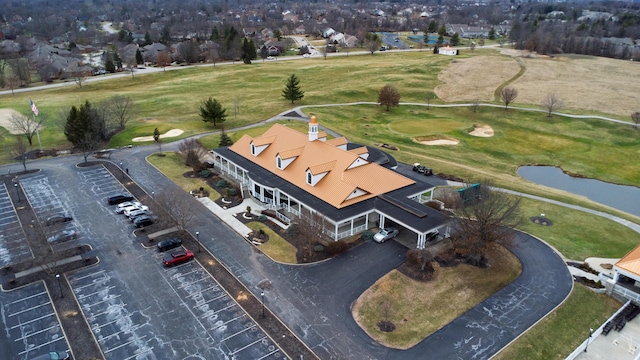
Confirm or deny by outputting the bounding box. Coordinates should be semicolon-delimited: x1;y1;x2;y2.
210;27;220;41
438;25;446;36
199;97;227;126
160;25;171;45
219;127;234;147
428;19;438;34
144;31;152;45
135;49;143;65
241;38;252;64
127;31;134;44
105;60;115;73
282;74;304;104
64;101;103;160
113;52;122;68
488;27;496;40
450;32;460;46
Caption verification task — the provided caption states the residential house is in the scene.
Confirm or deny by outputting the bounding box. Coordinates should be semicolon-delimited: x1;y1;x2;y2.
439;46;458;56
212;117;449;248
446;24;490;38
143;42;169;63
293;25;306;35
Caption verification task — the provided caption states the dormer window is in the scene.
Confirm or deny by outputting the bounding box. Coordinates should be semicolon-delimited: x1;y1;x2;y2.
251;143;256;155
276;155;283;169
307;170;312;185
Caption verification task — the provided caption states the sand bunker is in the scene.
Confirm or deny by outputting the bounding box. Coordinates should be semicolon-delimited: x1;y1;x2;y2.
418;139;460;146
0;109;26;134
469;125;494;137
132;129;184;142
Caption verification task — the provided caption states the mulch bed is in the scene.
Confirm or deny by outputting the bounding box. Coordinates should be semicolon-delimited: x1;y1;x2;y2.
530;216;553;226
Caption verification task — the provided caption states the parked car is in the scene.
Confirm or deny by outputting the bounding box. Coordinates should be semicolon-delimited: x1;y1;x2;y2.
127;209;150;221
303;53;310;58
163;249;194;267
123;205;149;217
412;163;433;176
373;227;399;243
107;193;134;205
157;238;183;252
30;351;69;360
133;215;154;228
47;229;78;242
44;214;73;226
115;201;141;213
266;56;275;60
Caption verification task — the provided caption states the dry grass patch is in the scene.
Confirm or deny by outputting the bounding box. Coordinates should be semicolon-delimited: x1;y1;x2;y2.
435;56;520;102
513;55;640;117
352;245;521;349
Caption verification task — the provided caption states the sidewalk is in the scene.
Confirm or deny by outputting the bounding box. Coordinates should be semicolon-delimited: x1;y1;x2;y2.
196;197;288;238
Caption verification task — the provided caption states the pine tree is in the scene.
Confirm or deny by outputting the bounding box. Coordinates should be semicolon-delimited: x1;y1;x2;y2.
282;74;304;104
199;97;227;126
450;33;460;46
219;127;234;147
135;49;143;65
144;31;152;45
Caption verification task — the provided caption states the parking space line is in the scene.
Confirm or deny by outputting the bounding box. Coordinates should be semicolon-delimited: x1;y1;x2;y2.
102;335;147;354
73;270;105;281
217;324;256;343
98;324;143;342
123;348;154;360
10;313;56;329
209;314;246;331
170;268;200;278
210;303;237;315
177;276;210;289
8;290;47;304
255;349;281;360
8;302;51;317
197;293;227;305
82;295;122;309
13;324;59;341
184;284;220;298
77;286;116;300
228;336;264;355
18;337;65;355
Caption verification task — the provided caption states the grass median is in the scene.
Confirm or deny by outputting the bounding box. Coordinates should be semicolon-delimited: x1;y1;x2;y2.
146;152;219;200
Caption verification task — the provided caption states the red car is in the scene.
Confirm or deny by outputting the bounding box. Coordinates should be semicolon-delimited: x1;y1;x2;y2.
163;250;194;267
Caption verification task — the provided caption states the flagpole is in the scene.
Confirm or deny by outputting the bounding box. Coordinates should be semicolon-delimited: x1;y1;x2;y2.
33;113;43;153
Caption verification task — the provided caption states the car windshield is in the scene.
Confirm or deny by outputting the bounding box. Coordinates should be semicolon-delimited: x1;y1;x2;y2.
380;230;388;235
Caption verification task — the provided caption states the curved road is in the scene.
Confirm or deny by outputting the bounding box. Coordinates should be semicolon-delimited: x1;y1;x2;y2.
1;133;578;359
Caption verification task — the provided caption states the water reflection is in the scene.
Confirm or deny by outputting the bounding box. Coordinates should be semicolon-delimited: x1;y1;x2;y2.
517;166;640;217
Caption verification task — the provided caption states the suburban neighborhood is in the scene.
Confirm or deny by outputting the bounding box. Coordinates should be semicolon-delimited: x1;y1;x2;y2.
1;0;640;359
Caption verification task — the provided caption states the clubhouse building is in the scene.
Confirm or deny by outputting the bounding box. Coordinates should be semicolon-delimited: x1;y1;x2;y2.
211;116;449;249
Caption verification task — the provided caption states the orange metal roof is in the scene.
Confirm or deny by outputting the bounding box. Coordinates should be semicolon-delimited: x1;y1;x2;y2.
616;246;640;276
228;123;415;208
349;146;368;155
279;147;304;159
325;137;348;147
252;135;277;147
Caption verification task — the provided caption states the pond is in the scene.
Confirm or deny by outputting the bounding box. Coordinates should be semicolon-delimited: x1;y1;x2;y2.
517;166;640;217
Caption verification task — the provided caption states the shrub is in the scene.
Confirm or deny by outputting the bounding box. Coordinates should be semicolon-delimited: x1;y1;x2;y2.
258;215;267;222
406;249;422;265
361;230;374;241
216;179;228;188
199;169;211;178
229;188;237;196
287;223;299;236
246;206;252;213
226;188;231;198
314;244;325;252
259;228;265;235
326;240;348;255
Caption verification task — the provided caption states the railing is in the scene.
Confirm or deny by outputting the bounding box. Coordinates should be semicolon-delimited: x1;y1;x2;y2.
613;285;640;303
275;211;291;225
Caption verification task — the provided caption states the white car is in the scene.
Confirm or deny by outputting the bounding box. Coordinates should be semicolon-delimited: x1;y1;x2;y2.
115;201;141;214
123;205;149;217
303;54;310;58
266;56;275;60
128;209;150;221
373;227;399;243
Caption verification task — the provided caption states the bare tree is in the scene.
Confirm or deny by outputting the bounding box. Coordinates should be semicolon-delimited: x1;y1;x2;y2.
500;87;518;110
105;95;135;129
542;93;562;117
450;180;522;266
471;98;480;113
155;190;196;231
632;112;640;129
11;135;29;171
378;84;401;111
178;138;206;175
156;52;171;71
74;72;87;88
295;210;327;259
9;112;43;146
365;40;380;55
126;58;136;79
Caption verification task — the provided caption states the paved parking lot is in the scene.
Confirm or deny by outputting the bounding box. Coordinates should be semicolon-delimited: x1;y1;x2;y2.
0;184;32;266
0;282;69;360
2;164;284;360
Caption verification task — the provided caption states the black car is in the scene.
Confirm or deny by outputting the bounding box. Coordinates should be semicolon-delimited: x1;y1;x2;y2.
44;214;73;226
157;238;182;252
133;215;154;228
107;193;134;205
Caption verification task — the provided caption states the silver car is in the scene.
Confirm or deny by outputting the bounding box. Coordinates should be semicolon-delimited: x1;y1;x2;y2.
373;227;399;243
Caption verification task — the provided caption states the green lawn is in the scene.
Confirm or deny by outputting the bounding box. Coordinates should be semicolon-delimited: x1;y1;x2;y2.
146;152;219;200
495;285;621;359
246;222;297;264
